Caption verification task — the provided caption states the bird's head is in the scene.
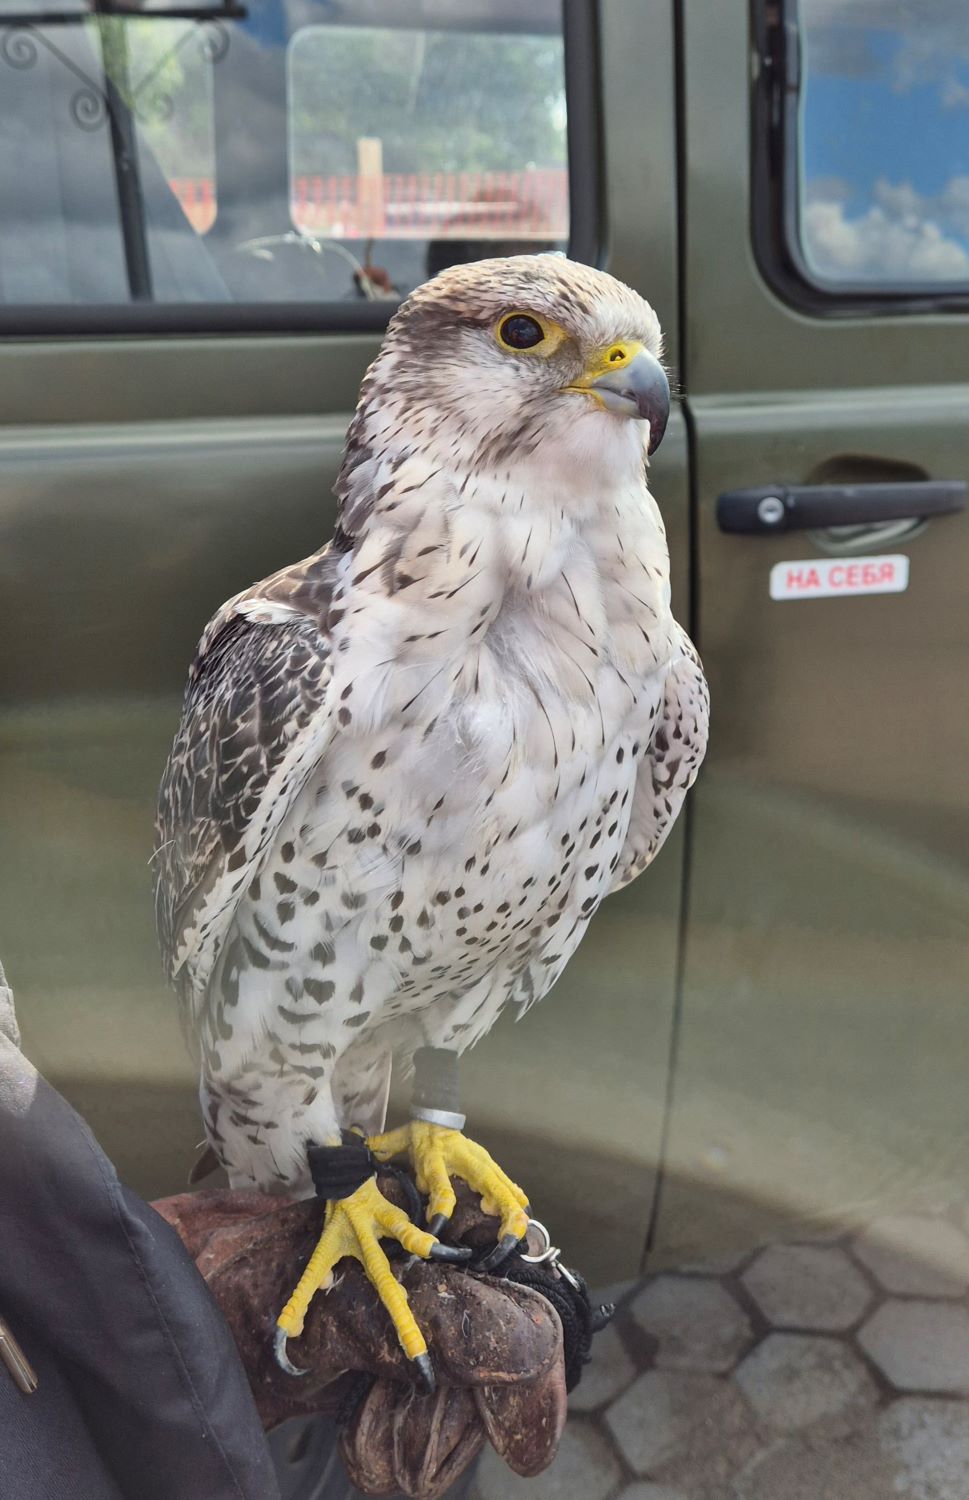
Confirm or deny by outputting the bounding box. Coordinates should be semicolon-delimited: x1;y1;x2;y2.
370;255;670;474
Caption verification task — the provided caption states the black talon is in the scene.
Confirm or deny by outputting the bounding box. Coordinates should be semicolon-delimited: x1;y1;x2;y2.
426;1212;450;1238
412;1353;436;1393
273;1326;309;1377
480;1233;521;1272
428;1241;472;1263
403;1231;469;1275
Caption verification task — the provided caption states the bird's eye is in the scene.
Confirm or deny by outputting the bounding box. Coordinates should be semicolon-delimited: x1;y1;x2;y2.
497;314;546;351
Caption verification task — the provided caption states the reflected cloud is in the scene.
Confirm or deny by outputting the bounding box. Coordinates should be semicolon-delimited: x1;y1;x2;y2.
799;2;969;285
804;188;969;281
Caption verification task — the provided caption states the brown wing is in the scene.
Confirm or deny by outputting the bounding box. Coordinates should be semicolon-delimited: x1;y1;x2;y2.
612;623;709;891
153;551;341;1011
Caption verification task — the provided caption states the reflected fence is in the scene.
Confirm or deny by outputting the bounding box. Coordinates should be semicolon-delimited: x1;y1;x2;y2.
168;167;569;242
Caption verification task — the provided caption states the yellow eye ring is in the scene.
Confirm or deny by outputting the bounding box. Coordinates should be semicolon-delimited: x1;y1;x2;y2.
494;310;565;356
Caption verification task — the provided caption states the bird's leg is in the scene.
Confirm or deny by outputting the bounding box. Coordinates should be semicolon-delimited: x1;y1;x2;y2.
274;1134;469;1388
368;1047;531;1270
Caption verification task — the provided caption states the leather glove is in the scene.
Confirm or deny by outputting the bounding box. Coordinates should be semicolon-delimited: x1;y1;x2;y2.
153;1178;568;1500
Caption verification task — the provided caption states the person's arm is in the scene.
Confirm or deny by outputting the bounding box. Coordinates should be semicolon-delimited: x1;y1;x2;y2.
0;963;281;1500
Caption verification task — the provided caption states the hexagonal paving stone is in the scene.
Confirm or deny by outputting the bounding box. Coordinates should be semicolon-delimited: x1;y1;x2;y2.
879;1398;969;1500
859;1301;969;1393
734;1334;876;1431
854;1215;969;1297
471;1419;621;1500
568;1322;637;1413
743;1244;871;1331
606;1370;696;1473
732;1431;899;1500
676;1250;753;1275
629;1275;752;1372
619;1487;689;1500
605;1369;751;1476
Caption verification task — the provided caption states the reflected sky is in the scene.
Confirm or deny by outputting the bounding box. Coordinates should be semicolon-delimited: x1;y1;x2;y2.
800;1;969;282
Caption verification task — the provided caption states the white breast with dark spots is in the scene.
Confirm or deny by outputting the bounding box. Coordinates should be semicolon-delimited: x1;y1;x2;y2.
224;604;658;1069
202;473;674;1183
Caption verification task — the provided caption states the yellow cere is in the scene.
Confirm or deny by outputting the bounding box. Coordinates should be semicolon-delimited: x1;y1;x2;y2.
559;340;648;409
578;339;645;384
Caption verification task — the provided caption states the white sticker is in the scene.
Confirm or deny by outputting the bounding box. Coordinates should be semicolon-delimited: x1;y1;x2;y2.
770;555;909;601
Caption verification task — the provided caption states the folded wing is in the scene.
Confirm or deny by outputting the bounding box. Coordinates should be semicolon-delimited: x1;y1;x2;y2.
612;622;709;891
153;562;339;1020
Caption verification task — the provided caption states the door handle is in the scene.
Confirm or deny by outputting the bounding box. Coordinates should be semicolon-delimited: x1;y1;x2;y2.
716;481;967;535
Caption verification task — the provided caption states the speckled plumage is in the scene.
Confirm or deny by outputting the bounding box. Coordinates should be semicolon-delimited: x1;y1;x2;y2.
154;255;708;1195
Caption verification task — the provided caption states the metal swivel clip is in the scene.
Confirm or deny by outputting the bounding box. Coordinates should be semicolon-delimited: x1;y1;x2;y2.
520;1218;581;1290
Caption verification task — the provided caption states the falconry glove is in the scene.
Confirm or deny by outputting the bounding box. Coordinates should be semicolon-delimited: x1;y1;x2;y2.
153;1180;575;1500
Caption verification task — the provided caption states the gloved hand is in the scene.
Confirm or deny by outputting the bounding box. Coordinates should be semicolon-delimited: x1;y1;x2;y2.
153;1178;568;1500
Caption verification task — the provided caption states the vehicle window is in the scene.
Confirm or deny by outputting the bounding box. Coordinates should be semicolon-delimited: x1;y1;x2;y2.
0;0;569;317
288;24;568;293
793;0;969;289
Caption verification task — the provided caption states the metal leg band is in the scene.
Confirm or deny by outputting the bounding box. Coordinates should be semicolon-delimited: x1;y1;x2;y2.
410;1106;467;1131
411;1046;461;1119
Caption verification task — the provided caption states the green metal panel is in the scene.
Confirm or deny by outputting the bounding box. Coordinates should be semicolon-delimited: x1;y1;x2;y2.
598;0;681;378
660;0;969;1264
0;337;377;427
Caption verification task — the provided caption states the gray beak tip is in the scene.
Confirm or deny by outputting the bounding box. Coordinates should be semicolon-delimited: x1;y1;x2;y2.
590;349;671;453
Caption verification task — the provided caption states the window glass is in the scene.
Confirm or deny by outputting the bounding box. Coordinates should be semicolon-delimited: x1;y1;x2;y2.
124;16;217;236
0;0;568;312
0;1;220;304
289;25;568;296
797;0;969;286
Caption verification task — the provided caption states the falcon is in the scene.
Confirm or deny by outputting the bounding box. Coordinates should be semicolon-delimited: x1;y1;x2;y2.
154;254;709;1386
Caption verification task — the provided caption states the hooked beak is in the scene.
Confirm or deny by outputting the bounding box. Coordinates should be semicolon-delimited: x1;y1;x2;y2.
565;344;671;454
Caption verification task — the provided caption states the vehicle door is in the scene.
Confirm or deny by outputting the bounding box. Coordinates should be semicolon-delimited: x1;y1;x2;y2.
657;0;969;1263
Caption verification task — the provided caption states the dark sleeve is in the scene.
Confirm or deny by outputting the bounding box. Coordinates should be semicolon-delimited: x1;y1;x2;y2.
0;970;281;1500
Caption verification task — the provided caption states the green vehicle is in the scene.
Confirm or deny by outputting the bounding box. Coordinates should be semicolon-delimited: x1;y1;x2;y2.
2;0;968;1493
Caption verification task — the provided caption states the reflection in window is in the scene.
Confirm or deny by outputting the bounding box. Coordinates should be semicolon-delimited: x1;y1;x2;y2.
0;9;220;303
107;17;218;236
287;22;568;299
0;0;568;310
798;0;969;285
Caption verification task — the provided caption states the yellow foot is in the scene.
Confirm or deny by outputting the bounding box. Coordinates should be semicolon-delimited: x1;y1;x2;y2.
368;1120;531;1269
274;1175;468;1387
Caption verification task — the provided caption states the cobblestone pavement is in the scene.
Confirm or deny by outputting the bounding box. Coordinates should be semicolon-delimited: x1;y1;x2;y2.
469;1194;969;1500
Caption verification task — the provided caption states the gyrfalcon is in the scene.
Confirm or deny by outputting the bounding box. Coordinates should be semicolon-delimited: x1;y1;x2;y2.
154;254;709;1385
